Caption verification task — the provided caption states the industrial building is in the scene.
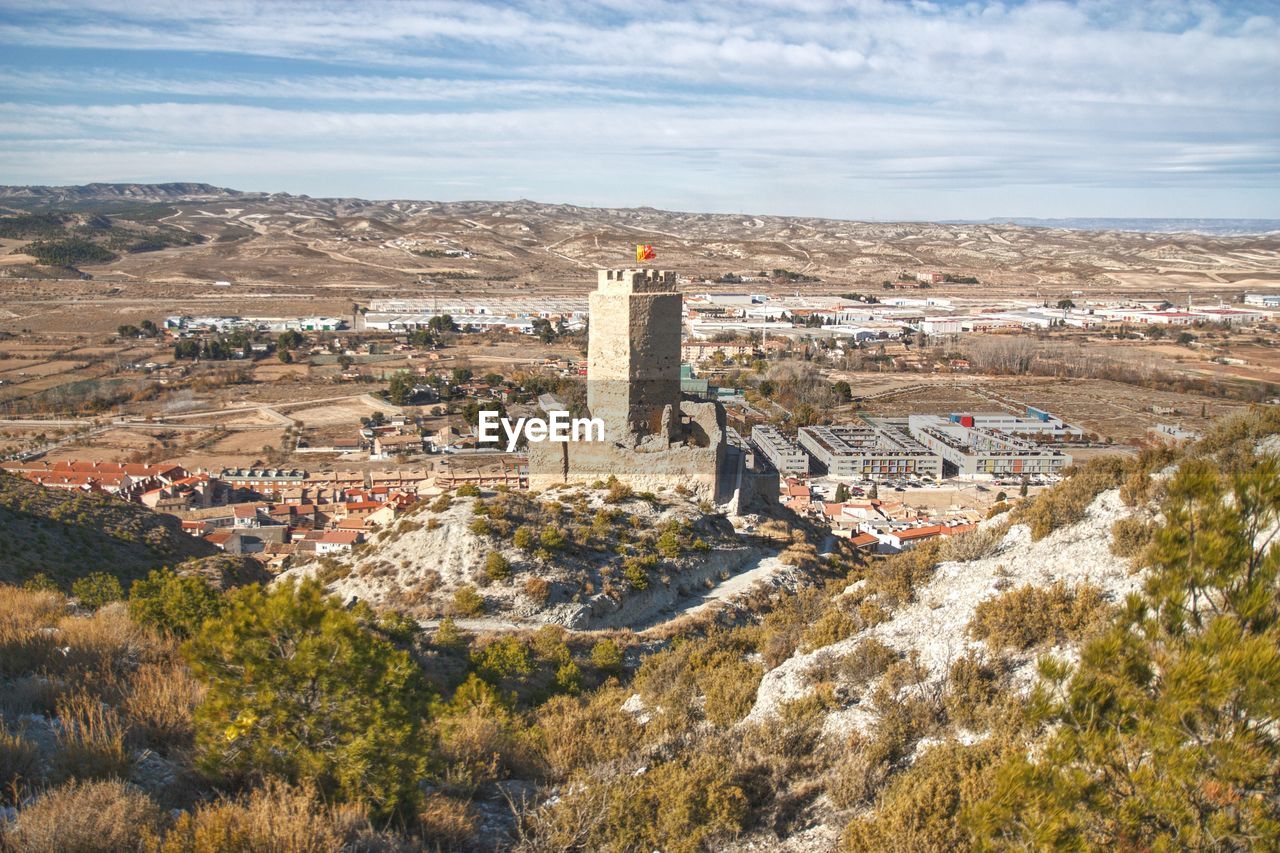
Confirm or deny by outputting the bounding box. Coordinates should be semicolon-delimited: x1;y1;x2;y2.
906;415;1071;478
942;408;1085;440
750;425;809;475
798;422;942;481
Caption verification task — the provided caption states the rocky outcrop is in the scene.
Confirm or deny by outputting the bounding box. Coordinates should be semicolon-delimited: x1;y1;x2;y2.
746;488;1143;734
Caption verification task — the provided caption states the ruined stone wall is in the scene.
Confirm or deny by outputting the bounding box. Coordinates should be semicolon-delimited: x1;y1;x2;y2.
526;437;720;500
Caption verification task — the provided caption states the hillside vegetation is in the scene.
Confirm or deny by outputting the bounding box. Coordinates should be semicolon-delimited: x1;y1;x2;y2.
0;472;215;588
0;207;204;274
0;407;1277;850
289;479;763;629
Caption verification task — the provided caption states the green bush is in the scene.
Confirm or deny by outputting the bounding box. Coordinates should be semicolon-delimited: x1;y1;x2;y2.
483;551;511;581
622;558;651;590
590;638;624;673
456;484;481;497
657;529;682;559
971;456;1280;849
513;525;536;552
71;572;124;609
21;573;59;593
128;568;225;637
539;526;566;550
451;584;485;617
183;578;434;820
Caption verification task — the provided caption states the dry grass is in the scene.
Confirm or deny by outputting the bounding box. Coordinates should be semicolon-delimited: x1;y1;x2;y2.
51;691;130;783
56;604;164;683
418;791;481;849
0;586;66;679
122;661;204;754
0;675;66;717
156;780;375;853
0;724;41;805
4;778;163;853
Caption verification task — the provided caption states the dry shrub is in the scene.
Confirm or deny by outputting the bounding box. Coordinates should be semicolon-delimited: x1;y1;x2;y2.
1110;515;1157;559
157;780;373;853
943;652;1001;730
826;747;892;810
5;778;163;853
55;604;167;689
1119;445;1178;506
780;541;819;569
837;637;898;686
734;691;835;830
0;675;66;717
1;724;41;805
802;607;859;651
1013;455;1130;540
757;518;794;543
123;661;204;753
533;687;642;780
939;522;1009;563
418;792;480;849
739;691;833;772
968;580;1111;651
517;753;748;853
839;741;999;852
522;576;551;605
760;588;829;669
700;656;764;726
437;707;537;787
867;541;941;606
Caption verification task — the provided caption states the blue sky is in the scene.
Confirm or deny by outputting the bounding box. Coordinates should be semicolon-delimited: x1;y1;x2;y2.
0;0;1276;219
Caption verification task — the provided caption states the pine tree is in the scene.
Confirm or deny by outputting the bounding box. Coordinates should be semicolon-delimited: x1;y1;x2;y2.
184;578;434;819
971;456;1280;848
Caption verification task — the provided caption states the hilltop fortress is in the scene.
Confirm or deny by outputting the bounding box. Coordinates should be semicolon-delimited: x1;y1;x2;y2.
527;269;775;511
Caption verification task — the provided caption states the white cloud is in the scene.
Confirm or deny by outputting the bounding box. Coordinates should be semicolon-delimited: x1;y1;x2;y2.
0;0;1275;217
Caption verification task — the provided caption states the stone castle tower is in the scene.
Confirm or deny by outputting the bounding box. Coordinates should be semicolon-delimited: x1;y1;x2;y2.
587;269;682;443
527;267;775;511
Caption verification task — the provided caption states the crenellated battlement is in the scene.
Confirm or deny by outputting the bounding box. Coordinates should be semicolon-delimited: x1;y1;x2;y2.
596;268;677;294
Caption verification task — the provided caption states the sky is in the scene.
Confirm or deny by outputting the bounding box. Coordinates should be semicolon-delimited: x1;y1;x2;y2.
0;0;1277;220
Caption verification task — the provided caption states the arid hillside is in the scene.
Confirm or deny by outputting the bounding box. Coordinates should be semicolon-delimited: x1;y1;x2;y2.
2;184;1278;301
0;472;216;586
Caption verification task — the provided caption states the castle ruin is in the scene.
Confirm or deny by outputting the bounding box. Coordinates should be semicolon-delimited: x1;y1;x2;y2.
527;269;776;511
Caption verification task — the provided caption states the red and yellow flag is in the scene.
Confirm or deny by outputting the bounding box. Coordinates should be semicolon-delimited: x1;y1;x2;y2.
635;243;656;262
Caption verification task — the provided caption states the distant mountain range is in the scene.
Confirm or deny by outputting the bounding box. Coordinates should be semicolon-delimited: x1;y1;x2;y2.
1;184;1275;237
0;182;260;204
963;218;1280;237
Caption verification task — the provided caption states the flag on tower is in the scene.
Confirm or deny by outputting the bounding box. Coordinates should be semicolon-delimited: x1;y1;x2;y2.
635;243;656;262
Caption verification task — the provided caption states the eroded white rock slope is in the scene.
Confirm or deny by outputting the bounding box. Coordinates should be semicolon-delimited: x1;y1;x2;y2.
747;488;1143;736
